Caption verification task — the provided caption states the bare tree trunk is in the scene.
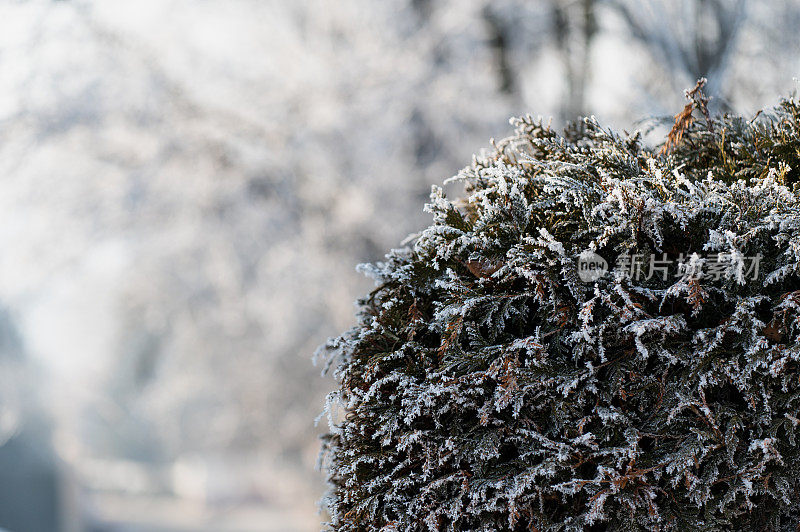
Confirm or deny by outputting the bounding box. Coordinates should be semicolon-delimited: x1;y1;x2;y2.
483;6;516;94
553;0;597;121
611;0;746;109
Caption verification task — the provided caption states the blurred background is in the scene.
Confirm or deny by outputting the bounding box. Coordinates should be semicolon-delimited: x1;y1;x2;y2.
0;0;798;530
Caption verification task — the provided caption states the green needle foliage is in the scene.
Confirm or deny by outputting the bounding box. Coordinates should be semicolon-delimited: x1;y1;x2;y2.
317;83;800;531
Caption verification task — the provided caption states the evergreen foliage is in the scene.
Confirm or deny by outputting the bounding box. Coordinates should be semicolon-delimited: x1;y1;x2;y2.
318;84;800;530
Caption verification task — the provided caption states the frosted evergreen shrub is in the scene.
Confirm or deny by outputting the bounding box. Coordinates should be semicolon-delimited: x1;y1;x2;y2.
318;86;800;530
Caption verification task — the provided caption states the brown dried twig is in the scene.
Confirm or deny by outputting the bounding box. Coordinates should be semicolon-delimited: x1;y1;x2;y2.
660;78;712;155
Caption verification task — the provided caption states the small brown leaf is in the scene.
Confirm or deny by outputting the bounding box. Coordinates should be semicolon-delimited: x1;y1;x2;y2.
466;259;502;278
763;322;783;343
661;103;695;155
407;299;423;341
